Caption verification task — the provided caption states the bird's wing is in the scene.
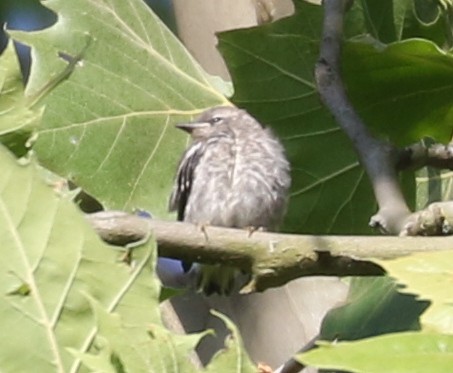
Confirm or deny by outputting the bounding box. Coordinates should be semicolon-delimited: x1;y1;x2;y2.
169;141;205;221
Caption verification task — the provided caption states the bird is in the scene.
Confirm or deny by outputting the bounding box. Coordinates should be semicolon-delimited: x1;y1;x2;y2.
169;106;291;295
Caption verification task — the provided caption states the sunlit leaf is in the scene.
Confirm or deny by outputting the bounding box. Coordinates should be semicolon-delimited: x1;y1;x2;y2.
0;40;43;156
298;332;453;373
10;0;228;217
73;299;206;373
0;143;159;372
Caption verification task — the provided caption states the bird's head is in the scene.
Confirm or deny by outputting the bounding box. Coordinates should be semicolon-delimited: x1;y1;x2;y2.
176;106;258;140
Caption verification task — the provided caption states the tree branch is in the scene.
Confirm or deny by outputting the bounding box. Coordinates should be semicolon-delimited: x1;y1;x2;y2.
314;0;412;234
398;140;453;171
86;211;453;292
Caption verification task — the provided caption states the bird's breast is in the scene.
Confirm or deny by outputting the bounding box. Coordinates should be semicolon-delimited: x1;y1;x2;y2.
183;135;289;229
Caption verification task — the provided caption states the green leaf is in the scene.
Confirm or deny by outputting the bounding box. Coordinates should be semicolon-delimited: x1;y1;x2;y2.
0;40;43;156
376;250;453;333
218;1;453;233
0;143;161;372
206;311;257;373
10;0;228;217
74;299;206;373
349;1;443;43
159;286;185;302
343;38;453;146
320;277;428;341
298;332;453;373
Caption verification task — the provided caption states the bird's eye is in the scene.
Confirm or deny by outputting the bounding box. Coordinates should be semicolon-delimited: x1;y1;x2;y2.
210;116;222;125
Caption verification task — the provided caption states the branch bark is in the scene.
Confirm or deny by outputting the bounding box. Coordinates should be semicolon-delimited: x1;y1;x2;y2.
87;211;453;292
398;140;453;171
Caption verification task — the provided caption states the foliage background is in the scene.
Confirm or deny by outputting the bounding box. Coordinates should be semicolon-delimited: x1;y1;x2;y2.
1;0;453;372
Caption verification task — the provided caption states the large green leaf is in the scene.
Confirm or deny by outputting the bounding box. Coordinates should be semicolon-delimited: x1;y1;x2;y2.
0;144;161;372
218;0;453;233
298;332;453;372
377;250;453;333
0;137;256;371
344;38;453;145
9;0;228;218
218;1;378;234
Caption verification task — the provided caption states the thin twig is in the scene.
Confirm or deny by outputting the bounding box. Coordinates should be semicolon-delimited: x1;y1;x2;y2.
398;141;453;171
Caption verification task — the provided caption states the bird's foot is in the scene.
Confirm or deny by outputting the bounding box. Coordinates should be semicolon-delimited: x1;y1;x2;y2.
246;226;264;237
197;222;210;241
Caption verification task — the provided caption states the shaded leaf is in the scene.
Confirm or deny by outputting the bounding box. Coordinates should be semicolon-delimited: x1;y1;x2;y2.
360;0;399;43
218;0;376;234
10;0;228;217
298;332;453;373
343;38;453;146
414;0;441;25
219;1;453;234
320;277;429;341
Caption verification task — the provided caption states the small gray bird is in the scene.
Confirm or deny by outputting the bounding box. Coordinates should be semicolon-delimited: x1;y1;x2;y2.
169;106;291;295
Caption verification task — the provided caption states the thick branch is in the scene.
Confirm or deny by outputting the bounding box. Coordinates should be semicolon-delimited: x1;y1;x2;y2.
314;0;411;234
87;211;453;292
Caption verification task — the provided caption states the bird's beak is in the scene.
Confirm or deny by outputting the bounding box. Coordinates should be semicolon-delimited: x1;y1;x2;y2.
175;121;211;133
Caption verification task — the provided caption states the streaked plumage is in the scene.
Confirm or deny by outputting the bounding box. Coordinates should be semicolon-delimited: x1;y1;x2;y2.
169;106;291;295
